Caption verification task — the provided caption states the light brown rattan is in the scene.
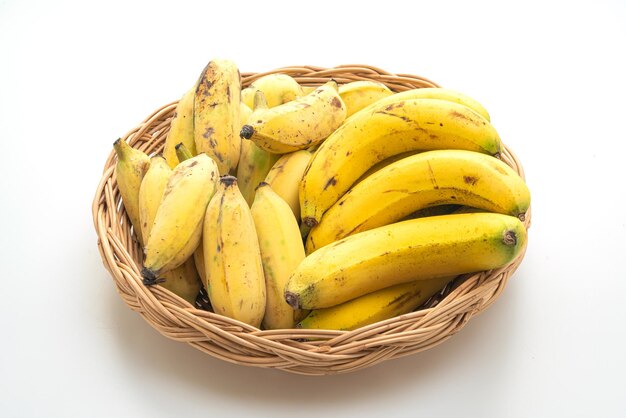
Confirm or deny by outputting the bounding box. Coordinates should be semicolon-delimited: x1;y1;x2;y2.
92;64;531;375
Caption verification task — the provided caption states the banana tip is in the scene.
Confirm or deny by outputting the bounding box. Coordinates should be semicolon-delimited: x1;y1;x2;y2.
285;291;300;310
220;175;238;187
302;217;318;228
503;230;517;246
141;267;164;286
240;125;254;139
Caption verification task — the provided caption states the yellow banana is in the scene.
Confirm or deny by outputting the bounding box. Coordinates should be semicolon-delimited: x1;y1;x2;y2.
239;81;346;154
113;139;150;245
264;149;313;221
240;102;253;123
251;183;307;329
194;59;241;175
163;88;196;168
171;142;206;287
359;87;491;122
203;176;266;327
306;149;530;252
297;276;453;331
299;98;502;228
142;154;219;282
236;92;280;205
138;156;201;303
300;85;317;95
241;73;303;108
286;212;526;309
338;80;393;118
138;156;172;241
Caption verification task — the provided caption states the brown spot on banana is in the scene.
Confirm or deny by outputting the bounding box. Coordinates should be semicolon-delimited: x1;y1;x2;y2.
323;176;337;190
503;230;517;246
331;97;342;108
463;175;478;185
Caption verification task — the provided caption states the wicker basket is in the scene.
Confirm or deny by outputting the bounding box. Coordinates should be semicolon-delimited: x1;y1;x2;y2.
92;64;531;375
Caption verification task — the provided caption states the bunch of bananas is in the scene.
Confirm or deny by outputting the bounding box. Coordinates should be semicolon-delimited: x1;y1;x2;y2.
113;59;530;332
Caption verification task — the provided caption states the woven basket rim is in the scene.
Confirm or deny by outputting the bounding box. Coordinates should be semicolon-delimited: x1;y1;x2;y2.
92;64;531;375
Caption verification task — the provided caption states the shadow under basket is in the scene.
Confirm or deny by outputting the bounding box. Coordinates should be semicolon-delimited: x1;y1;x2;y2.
91;64;531;376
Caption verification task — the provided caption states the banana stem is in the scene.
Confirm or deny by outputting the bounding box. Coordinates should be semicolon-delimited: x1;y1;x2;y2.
175;143;193;162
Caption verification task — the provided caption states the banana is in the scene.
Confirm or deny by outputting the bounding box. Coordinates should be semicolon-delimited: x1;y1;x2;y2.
306;149;530;252
138;156;201;303
299;98;502;228
353;150;419;185
241;73;304;109
236;92;280;205
240;102;253;124
113;139;150;245
338;80;393;117
264;149;313;221
194;59;241;175
163;88;196;168
203;176;266;327
251;183;307;329
239;81;346;154
138;156;172;242
171;142;206;286
297;276;453;331
141;154;219;282
300;85;317;95
358;87;491;122
286;212;526;309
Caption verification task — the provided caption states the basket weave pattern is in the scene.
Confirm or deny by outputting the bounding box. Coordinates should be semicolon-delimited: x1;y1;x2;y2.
92;65;531;375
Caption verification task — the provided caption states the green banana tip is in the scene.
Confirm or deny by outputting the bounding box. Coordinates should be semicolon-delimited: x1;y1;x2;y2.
240;125;254;139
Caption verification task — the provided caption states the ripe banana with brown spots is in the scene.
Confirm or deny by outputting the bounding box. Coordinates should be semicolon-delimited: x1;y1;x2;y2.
113;139;150;245
285;212;526;309
297;276;453;331
194;59;241;174
138;156;201;303
251;183;307;329
203;176;266;327
240;81;346;154
306;149;530;252
299;98;502;228
141;154;219;282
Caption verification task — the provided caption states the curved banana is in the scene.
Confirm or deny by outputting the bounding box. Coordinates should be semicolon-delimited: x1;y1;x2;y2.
299;98;502;227
138;156;201;303
240;81;346;154
236;92;279;205
306;149;530;252
163;88;196;168
142;154;219;282
359;87;491;122
338;80;393;117
286;212;526;309
297;276;453;331
113;139;150;245
172;142;206;287
194;59;241;175
241;73;303;109
264;149;313;221
203;176;266;327
138;156;172;241
251;183;307;329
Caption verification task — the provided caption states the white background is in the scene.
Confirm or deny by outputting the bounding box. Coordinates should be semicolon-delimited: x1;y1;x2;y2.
1;0;625;416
